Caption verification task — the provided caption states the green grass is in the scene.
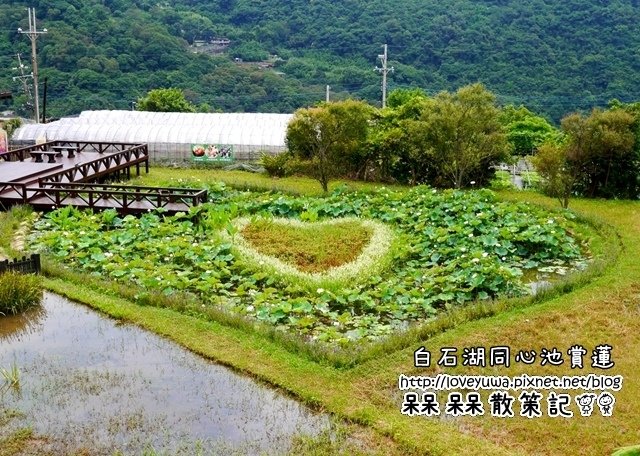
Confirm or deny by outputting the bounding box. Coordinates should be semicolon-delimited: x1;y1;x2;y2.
0;206;33;258
0;271;42;316
130;167;408;195
0;362;20;388
0;207;43;316
0;412;33;456
612;445;640;456
241;218;372;273
14;171;640;455
0;428;34;456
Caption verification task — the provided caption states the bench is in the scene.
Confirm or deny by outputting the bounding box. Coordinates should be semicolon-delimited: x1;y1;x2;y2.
30;151;58;163
51;145;78;158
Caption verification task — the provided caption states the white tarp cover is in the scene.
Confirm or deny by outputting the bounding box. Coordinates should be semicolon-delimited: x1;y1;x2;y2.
13;110;293;161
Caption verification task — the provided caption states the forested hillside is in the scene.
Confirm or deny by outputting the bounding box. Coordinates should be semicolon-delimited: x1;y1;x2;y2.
1;0;640;120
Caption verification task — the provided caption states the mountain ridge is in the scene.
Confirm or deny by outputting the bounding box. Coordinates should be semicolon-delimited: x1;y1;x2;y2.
1;0;639;120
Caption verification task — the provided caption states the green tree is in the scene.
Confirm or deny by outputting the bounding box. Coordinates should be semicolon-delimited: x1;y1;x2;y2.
1;118;22;137
562;108;636;198
419;83;509;188
286;99;373;192
387;88;427;109
500;105;558;155
136;88;197;112
532;142;575;208
367;90;431;184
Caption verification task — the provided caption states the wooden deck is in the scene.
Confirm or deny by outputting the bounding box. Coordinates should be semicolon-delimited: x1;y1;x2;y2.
0;141;207;214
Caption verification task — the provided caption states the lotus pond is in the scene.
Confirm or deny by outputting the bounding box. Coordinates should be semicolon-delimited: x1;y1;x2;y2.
28;184;590;344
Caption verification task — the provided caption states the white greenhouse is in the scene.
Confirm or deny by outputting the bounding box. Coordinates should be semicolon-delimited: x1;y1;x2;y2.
12;110;293;162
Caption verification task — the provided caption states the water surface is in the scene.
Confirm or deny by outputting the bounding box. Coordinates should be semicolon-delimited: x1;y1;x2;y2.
0;293;329;455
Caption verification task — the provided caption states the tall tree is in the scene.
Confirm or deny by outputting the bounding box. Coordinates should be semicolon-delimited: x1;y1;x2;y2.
286;99;373;192
367;90;431;184
419;83;509;188
562;108;636;198
532;142;575;208
500;105;558;155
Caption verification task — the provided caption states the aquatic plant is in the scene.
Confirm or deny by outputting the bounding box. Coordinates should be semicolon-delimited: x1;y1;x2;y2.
0;271;42;316
30;186;588;344
0;362;20;389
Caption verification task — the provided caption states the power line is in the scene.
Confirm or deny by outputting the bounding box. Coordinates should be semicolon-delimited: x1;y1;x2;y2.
11;53;33;115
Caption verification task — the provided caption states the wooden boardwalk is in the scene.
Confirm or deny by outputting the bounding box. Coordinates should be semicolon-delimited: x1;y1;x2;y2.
0;141;207;214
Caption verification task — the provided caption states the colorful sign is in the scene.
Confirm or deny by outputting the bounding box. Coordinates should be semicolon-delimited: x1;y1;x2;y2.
0;128;7;155
191;144;234;162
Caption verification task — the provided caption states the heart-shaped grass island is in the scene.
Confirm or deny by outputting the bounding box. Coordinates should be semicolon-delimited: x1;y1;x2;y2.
228;217;396;290
240;218;373;272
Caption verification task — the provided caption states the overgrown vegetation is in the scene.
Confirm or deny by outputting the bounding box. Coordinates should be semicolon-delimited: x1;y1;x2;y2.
260;151;297;178
2;1;640;119
0;206;33;258
267;86;640;205
0;272;42;316
35;184;632;455
279;85;511;191
29;184;588;345
0;428;33;456
533;105;640;207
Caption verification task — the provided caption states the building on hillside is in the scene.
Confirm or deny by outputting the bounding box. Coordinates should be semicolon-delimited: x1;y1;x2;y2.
12;110;293;163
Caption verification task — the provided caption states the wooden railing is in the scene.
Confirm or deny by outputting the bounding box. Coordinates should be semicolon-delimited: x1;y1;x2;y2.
1;141;204;214
0;182;28;203
0;254;41;274
0;143;47;162
29;182;208;214
37;144;149;185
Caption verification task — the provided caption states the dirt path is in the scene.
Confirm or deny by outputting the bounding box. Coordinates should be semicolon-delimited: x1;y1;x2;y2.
10;221;29;253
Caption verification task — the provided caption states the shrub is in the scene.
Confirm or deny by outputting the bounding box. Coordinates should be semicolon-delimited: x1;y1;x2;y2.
490;170;516;190
0;272;42;316
261;152;296;177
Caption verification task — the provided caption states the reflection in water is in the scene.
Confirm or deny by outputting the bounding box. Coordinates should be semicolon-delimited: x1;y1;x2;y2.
0;293;329;455
0;305;46;343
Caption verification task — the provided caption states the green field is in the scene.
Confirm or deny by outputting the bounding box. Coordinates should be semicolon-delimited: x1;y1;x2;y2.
6;169;639;455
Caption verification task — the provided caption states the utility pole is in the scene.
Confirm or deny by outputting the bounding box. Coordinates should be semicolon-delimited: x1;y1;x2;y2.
325;85;331;103
41;77;48;123
374;44;394;108
18;8;47;123
12;53;34;115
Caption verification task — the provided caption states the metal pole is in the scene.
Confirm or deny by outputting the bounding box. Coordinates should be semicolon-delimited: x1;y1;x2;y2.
41;76;48;123
30;9;39;123
382;44;387;108
374;44;394;108
18;8;47;123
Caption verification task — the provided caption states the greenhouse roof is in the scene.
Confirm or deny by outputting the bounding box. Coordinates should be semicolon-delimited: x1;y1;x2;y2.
13;110;294;147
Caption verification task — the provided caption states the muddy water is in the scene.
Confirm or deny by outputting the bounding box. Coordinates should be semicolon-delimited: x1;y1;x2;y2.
0;293;330;455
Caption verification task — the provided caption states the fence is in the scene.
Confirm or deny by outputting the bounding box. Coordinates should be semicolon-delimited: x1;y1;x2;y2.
0;253;41;274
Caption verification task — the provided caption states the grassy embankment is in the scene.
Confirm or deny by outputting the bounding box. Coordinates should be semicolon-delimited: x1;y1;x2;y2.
17;168;640;455
0;207;42;316
133;167;408;196
0;209;43;455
